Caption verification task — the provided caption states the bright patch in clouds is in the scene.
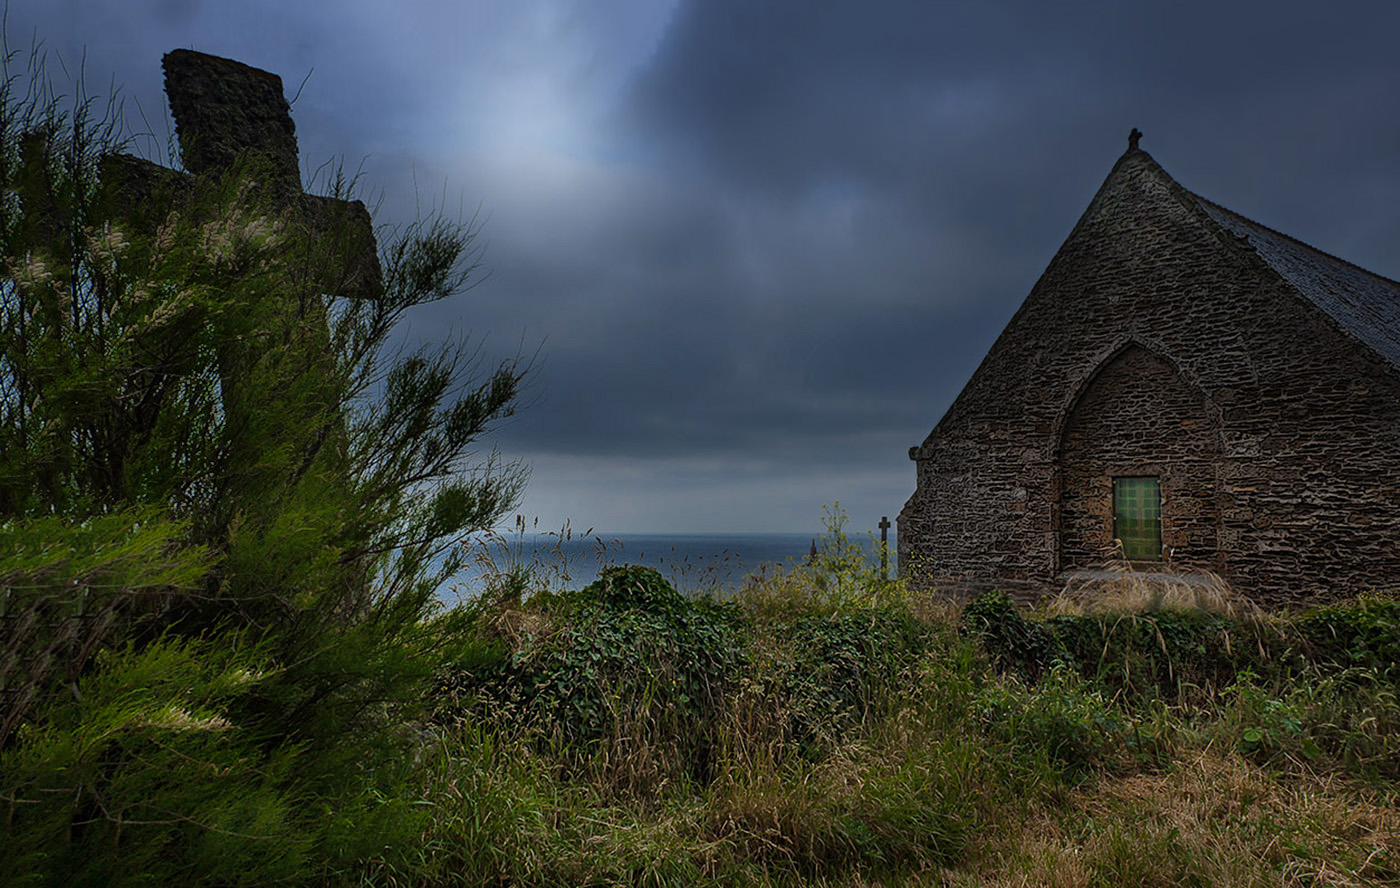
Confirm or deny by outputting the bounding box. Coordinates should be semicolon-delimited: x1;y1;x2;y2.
8;1;1400;532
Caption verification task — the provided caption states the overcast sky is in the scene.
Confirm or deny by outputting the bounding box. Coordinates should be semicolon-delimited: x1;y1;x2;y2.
9;2;1400;533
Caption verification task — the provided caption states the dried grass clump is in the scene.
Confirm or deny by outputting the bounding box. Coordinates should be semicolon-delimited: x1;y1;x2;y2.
424;511;1400;887
975;750;1400;887
1049;557;1261;622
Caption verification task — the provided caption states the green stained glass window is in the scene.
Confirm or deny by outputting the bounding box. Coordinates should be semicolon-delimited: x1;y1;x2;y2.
1114;477;1161;561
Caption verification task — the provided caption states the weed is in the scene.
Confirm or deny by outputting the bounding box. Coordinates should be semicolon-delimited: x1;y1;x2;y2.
961;590;1072;681
414;510;1400;887
974;662;1127;782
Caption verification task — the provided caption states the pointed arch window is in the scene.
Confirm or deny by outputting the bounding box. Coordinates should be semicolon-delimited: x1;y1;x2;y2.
1113;476;1161;561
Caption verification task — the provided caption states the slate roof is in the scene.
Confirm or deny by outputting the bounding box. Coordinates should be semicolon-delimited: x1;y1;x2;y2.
1189;192;1400;367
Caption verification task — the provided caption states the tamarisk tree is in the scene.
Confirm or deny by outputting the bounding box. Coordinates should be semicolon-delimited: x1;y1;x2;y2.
0;49;525;882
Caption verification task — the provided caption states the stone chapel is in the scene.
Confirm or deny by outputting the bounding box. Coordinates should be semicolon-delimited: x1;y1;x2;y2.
898;132;1400;608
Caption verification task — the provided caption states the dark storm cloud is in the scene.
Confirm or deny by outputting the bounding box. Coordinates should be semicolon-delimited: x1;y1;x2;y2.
553;0;1400;456
626;2;1400;195
5;1;1400;529
624;0;1400;253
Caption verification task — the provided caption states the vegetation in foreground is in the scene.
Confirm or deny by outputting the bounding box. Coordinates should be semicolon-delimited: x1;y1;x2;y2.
9;499;1400;885
2;43;1399;888
407;526;1400;888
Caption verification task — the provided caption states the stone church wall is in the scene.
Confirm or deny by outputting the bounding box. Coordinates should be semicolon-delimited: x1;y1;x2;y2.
899;148;1400;609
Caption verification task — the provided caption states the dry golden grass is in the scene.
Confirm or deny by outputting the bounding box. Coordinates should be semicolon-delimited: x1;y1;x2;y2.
474;602;552;646
959;748;1400;888
1048;557;1262;622
432;525;1400;888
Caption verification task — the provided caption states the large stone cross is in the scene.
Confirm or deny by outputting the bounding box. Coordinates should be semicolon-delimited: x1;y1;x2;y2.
105;49;382;300
97;51;383;508
0;52;383;744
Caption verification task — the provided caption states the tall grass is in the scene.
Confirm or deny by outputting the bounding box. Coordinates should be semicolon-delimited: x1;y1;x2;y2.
1050;556;1261;621
399;525;1400;887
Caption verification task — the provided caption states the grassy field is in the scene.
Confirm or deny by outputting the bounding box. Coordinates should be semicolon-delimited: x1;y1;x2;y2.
403;525;1400;887
7;517;1396;885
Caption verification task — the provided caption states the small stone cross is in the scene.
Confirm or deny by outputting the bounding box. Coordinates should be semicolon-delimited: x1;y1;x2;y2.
879;516;891;582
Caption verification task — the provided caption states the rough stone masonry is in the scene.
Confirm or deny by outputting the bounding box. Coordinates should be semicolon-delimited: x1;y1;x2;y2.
899;133;1400;610
108;49;381;299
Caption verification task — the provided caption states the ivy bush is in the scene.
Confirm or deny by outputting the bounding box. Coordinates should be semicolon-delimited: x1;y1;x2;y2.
960;591;1071;681
1293;596;1400;677
442;565;744;788
1049;608;1269;702
781;609;926;753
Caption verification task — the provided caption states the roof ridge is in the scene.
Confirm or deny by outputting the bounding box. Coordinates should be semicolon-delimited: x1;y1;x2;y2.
1187;189;1400;289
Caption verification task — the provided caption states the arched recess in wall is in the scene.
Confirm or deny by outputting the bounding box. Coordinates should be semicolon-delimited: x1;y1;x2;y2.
1054;342;1222;574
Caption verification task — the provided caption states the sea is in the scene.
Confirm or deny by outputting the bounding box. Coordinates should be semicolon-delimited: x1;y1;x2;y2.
435;531;898;604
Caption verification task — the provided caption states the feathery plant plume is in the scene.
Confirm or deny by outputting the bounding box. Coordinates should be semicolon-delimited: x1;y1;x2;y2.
0;37;528;884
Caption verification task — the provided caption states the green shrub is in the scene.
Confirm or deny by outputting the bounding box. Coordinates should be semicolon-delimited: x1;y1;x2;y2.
974;663;1126;781
1293;596;1400;677
2;635;371;886
0;44;526;886
961;591;1071;681
443;565;745;790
